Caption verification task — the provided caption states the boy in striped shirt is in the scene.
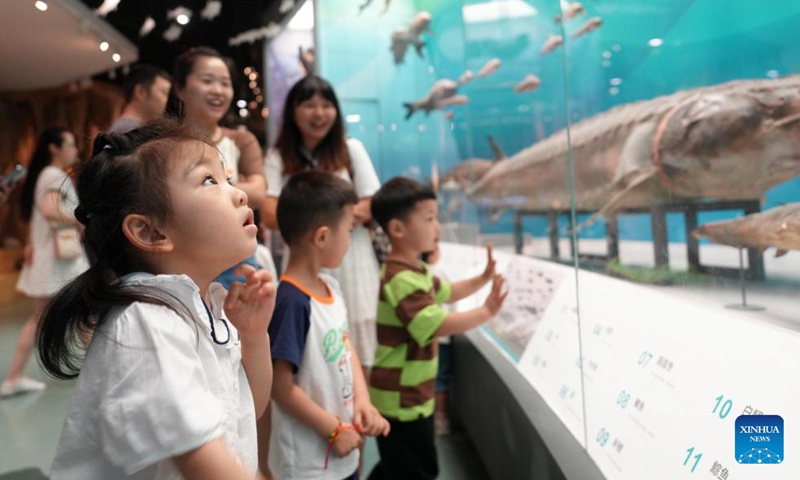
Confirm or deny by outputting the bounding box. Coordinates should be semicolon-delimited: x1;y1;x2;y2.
367;177;507;480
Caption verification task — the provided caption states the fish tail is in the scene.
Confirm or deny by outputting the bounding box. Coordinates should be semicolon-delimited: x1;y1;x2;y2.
403;103;416;120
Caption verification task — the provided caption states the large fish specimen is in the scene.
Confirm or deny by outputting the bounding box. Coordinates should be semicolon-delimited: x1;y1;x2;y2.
541;34;564;56
403;78;470;119
554;2;585;23
693;204;800;257
514;74;542;93
441;136;506;191
469;75;800;226
390;11;433;65
571;17;602;39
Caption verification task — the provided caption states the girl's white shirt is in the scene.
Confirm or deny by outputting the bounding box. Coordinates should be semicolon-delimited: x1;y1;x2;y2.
51;274;257;480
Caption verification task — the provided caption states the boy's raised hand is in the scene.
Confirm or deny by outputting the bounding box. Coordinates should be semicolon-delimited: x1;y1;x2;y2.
483;274;508;318
354;402;391;437
224;264;277;337
481;244;497;281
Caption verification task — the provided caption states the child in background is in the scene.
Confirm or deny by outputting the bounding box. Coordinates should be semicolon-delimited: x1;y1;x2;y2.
37;120;275;480
421;247;453;436
368;177;507;480
267;171;390;480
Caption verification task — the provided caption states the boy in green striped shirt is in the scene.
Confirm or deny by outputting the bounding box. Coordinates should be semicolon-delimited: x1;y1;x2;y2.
367;177;507;480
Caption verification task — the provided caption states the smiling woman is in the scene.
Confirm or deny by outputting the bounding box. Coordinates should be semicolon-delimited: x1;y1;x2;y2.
262;76;383;376
172;46;267;289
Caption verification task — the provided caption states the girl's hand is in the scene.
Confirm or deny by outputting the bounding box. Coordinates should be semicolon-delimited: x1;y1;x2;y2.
224;264;277;338
333;427;363;457
354;402;391;437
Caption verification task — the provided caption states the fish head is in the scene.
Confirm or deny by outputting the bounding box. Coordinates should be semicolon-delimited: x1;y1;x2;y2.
410;11;433;33
693;204;800;252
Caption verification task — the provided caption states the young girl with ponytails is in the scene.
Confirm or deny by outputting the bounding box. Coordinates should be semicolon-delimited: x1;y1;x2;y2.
38;120;275;480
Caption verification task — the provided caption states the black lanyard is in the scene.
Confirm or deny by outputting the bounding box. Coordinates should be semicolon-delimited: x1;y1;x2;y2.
202;301;231;346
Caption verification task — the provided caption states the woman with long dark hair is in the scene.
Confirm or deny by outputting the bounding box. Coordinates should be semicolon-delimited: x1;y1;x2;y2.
263;76;382;376
2;127;88;398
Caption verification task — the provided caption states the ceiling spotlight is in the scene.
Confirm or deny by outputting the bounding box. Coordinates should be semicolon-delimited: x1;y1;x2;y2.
244;67;252;75
112;53;121;63
177;14;190;25
239;108;249;117
236;100;247;108
261;107;269;118
256;95;263;102
253;88;261;95
648;38;663;48
249;101;258;109
99;41;109;52
35;1;47;11
249;81;257;89
248;72;257;81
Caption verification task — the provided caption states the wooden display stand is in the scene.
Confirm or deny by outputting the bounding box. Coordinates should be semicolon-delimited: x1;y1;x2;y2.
0;248;23;304
512;199;766;280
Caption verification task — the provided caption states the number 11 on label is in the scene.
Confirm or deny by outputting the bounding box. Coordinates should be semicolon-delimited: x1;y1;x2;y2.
684;447;702;473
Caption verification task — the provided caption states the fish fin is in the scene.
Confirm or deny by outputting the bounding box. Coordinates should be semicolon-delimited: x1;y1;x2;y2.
775;248;789;258
489;208;507;224
414;41;426;57
487;135;506;161
403;103;415;120
574;172;656;232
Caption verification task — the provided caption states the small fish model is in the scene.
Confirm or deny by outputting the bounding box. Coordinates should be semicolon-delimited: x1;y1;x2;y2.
229;23;282;46
163;24;183;42
554;2;585;23
138;16;156;38
571;17;602;39
514;74;542;93
166;6;192;22
458;70;474;84
279;0;295;14
477;58;502;78
541;34;564;56
390;12;433;65
299;46;316;75
403;79;460;119
95;0;121;17
200;0;222;20
359;0;393;15
403;70;473;119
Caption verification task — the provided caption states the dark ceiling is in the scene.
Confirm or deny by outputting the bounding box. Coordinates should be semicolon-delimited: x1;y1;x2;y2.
79;0;284;80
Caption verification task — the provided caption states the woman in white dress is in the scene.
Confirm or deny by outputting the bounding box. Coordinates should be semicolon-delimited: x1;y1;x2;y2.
2;128;88;398
262;76;382;375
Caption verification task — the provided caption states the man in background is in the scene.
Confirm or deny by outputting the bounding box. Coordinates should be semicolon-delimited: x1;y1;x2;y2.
108;64;172;134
